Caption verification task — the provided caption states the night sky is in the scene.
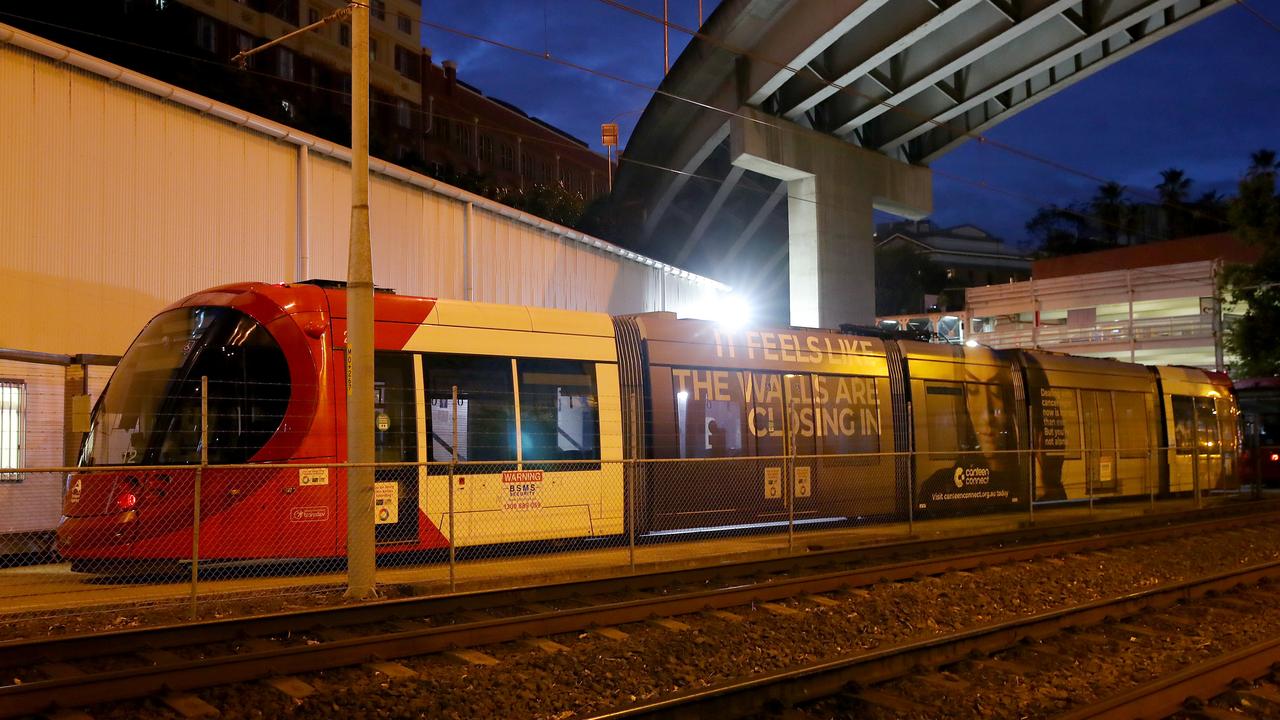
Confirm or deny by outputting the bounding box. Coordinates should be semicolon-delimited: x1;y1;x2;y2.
421;0;1280;247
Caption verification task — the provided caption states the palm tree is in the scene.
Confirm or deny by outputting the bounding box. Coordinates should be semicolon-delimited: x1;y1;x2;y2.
1247;149;1279;180
1157;168;1193;239
1090;181;1132;245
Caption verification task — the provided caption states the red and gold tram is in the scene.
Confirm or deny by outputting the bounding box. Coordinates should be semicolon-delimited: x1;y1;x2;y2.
57;281;1241;567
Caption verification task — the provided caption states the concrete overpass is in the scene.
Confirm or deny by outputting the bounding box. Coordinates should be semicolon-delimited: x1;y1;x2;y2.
613;0;1232;328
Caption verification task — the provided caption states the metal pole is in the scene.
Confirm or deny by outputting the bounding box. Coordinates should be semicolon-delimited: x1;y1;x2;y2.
785;394;795;555
1088;448;1094;516
906;400;914;537
449;385;458;590
345;0;376;600
628;391;637;574
191;375;207;621
663;0;669;74
607;146;613;194
1254;420;1263;500
1028;437;1035;525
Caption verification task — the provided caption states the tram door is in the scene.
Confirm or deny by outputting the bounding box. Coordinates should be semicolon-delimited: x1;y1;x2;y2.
373;353;420;545
1079;392;1118;495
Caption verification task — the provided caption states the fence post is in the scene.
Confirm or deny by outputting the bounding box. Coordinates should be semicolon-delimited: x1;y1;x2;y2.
449;385;458;591
1149;443;1157;511
1087;448;1094;517
1192;441;1202;510
1253;421;1263;501
628;391;637;574
191;375;207;621
1028;443;1035;526
906;401;914;537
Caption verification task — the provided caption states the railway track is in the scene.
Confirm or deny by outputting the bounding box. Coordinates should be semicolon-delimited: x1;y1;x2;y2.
2;503;1278;719
591;561;1280;717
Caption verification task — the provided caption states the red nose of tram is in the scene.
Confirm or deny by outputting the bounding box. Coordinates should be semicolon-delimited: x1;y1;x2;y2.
58;283;329;568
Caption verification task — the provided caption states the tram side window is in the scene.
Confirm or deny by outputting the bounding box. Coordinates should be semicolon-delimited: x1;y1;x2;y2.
374;353;416;463
1172;396;1196;455
671;367;747;458
1196;397;1219;454
1216;397;1238;452
752;372;816;458
925;381;1016;455
1113;392;1150;458
813;374;880;456
425;354;515;463
517;359;600;464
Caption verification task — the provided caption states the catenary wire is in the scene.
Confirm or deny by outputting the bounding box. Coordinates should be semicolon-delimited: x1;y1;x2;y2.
585;0;1238;225
0;9;1228;251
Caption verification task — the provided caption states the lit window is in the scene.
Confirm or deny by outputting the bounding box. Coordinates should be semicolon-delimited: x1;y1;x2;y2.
0;381;24;481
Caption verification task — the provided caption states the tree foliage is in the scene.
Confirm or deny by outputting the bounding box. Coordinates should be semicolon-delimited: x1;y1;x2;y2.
1028;167;1229;258
1221;150;1280;377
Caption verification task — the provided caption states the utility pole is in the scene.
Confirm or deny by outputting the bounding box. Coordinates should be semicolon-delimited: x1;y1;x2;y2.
345;0;377;599
229;4;373;598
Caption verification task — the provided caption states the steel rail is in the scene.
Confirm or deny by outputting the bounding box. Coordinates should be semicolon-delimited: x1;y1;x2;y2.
586;560;1280;719
1;501;1272;671
1054;636;1280;720
0;505;1275;718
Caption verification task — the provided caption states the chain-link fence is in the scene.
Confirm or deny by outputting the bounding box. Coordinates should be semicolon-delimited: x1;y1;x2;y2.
0;442;1249;636
0;369;1253;638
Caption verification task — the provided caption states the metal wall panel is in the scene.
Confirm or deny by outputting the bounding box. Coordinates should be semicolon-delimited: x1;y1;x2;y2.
0;37;725;360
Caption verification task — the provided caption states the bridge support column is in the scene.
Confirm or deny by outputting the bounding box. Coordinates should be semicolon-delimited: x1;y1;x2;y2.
729;107;932;328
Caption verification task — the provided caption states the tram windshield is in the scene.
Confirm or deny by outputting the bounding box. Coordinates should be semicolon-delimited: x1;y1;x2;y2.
79;306;291;466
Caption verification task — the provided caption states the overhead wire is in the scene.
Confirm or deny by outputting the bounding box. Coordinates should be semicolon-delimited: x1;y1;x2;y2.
0;7;1234;258
585;0;1237;226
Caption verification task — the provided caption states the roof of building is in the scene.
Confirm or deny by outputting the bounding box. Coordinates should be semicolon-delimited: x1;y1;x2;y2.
875;221;1031;263
1032;233;1262;279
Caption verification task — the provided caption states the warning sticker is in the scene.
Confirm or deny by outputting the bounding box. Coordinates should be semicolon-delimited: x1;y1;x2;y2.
764;466;782;499
794;465;811;498
1100;456;1114;484
502;469;543;510
375;482;399;524
299;467;329;487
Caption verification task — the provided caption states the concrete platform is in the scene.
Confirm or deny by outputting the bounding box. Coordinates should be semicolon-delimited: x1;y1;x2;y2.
0;494;1261;621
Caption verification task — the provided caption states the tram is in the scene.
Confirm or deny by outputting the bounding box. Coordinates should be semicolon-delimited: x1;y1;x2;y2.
57;281;1240;566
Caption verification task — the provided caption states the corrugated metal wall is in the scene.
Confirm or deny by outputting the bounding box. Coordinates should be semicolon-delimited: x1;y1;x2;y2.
0;32;725;358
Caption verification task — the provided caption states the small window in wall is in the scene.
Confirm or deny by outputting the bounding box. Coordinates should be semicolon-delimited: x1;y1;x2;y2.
339;23;351;47
397;13;412;34
518;359;600;464
0;381;23;481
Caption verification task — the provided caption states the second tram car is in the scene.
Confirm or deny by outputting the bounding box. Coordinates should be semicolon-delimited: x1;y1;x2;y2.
57;282;1240;566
